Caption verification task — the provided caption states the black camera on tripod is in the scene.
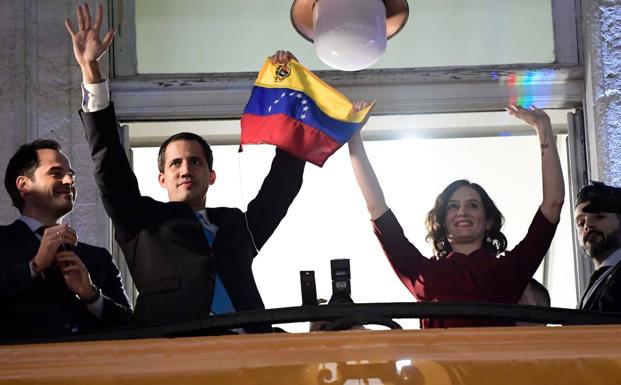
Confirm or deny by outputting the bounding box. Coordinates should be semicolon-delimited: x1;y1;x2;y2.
328;259;353;305
299;259;354;306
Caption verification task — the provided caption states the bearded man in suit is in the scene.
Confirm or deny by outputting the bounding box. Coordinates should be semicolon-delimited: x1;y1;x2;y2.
575;182;621;313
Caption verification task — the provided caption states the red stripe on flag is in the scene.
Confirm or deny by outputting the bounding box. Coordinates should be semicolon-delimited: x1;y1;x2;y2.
241;113;342;167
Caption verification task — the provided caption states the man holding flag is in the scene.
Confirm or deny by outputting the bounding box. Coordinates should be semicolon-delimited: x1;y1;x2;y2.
67;4;310;331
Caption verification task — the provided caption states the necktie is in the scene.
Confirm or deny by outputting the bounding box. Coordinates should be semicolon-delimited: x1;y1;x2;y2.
33;226;65;281
195;213;235;315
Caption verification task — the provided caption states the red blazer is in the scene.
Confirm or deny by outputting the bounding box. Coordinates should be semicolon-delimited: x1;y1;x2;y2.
372;208;557;328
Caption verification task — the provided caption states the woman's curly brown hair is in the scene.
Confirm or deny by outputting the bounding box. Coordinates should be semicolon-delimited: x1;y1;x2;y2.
425;179;507;258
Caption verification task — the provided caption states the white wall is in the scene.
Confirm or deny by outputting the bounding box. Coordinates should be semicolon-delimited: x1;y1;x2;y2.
0;0;109;247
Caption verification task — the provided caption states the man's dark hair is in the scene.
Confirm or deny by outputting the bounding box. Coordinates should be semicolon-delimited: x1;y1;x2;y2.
425;179;507;258
4;139;62;212
577;181;621;214
157;132;213;173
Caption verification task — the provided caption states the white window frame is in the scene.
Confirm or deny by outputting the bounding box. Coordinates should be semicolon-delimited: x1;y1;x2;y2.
105;0;592;304
109;0;582;120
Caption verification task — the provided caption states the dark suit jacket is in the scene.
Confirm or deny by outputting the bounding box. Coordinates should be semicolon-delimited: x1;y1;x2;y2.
581;258;621;313
0;220;131;341
80;104;305;330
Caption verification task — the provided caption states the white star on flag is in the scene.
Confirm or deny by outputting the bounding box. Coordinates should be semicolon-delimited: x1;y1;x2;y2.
296;93;303;98
300;114;306;120
268;105;272;112
274;99;279;104
302;106;309;111
301;99;307;105
289;92;295;96
281;92;286;98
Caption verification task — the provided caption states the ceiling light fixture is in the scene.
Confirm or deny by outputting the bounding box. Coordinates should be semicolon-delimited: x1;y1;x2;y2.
291;0;409;71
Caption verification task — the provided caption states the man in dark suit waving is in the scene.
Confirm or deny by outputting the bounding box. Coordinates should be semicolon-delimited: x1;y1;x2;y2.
575;182;621;312
67;4;305;331
0;139;131;341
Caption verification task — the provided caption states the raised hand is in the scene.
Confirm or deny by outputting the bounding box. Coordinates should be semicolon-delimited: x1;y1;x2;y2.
270;50;298;65
352;101;374;112
507;104;554;156
506;104;551;131
347;100;387;220
32;224;78;271
507;104;564;224
65;3;114;83
350;100;375;135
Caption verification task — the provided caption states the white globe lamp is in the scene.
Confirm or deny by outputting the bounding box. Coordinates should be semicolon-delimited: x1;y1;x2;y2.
291;0;409;71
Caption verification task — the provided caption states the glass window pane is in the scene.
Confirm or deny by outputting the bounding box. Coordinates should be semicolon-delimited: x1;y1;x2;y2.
135;0;554;74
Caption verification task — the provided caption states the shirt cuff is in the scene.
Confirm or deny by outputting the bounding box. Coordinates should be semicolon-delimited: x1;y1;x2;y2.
29;260;45;279
28;260;37;278
86;294;104;318
81;80;110;112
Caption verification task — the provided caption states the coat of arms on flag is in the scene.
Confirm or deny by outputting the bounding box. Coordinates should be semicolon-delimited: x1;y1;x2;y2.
241;57;373;167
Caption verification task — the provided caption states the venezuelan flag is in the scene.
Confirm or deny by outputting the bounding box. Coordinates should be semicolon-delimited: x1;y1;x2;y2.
241;58;372;167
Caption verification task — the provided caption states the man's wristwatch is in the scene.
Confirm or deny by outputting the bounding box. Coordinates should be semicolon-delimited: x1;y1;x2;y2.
79;284;101;304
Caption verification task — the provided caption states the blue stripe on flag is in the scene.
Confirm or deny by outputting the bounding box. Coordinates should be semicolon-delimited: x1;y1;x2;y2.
243;86;360;144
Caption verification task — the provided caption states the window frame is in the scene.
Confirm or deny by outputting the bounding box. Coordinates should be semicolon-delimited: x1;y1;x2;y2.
106;0;591;305
109;0;582;121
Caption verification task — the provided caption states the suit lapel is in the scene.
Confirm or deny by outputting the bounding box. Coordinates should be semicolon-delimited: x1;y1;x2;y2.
175;203;212;254
8;220;41;261
5;221;67;290
207;207;228;249
581;261;621;310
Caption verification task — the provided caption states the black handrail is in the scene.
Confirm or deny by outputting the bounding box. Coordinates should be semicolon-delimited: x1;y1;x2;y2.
5;302;621;345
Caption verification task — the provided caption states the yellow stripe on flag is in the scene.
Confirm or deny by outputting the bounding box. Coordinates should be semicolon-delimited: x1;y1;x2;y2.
255;58;372;123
